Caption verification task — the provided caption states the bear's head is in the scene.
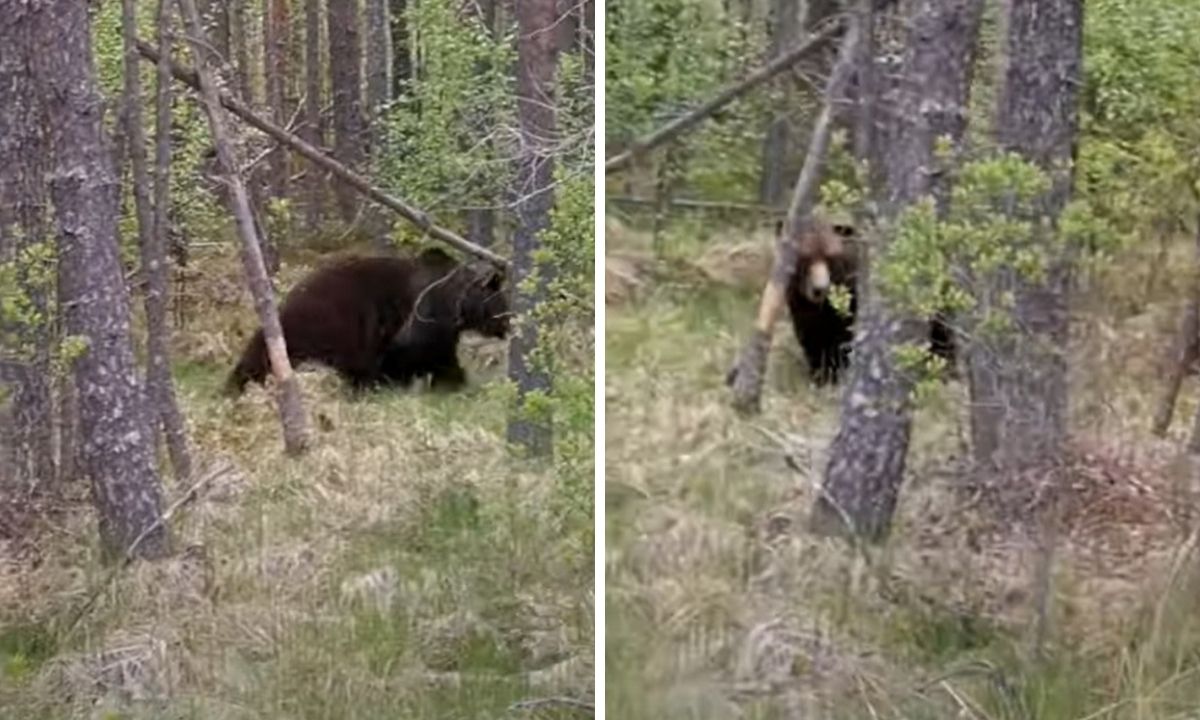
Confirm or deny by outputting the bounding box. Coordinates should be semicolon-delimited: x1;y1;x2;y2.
779;219;855;305
416;248;510;339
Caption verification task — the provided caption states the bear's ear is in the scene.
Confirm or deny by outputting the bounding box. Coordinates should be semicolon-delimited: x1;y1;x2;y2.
485;270;504;291
774;219;785;237
418;247;456;266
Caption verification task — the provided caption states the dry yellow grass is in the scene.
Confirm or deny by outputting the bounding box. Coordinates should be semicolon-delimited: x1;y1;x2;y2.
0;249;593;720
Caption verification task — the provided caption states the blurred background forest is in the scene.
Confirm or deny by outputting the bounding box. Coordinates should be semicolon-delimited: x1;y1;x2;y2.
606;0;1200;717
0;0;594;717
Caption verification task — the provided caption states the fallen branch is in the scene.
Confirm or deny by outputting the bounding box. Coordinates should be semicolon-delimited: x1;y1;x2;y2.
726;6;864;414
608;195;784;215
134;39;509;270
604;19;841;175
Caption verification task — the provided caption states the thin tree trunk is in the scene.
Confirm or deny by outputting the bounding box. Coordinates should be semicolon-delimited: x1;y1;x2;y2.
176;0;311;456
605;20;840;174
809;0;985;542
327;0;366;223
232;0;253;102
1154;215;1200;437
0;6;56;490
967;0;1082;470
137;38;509;268
26;0;171;559
758;0;801;206
389;0;412;100
463;0;497;249
198;0;231;64
726;10;863;413
131;0;194;482
506;0;560;456
304;0;325;229
265;0;293;201
365;0;390;120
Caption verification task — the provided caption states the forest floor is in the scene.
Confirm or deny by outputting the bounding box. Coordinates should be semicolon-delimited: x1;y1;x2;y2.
606;212;1200;720
0;249;594;720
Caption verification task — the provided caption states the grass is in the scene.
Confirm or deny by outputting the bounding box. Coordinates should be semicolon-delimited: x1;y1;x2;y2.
0;250;593;720
605;212;1200;720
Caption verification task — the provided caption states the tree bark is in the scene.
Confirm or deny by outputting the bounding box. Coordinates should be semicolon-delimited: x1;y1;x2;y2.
757;0;801;206
0;5;56;489
506;0;560;456
265;0;293;201
967;0;1083;470
365;0;390;120
123;0;193;484
136;38;510;268
726;8;863;414
304;0;325;229
463;0;497;249
605;20;840;175
231;0;253;102
176;0;312;456
198;0;231;65
26;0;171;559
327;0;366;223
809;0;985;542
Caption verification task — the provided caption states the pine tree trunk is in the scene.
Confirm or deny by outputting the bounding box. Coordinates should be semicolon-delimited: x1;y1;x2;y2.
264;0;292;201
506;0;560;457
463;0;496;249
757;0;800;206
27;0;171;559
327;0;366;224
303;0;325;229
810;0;985;542
0;5;57;490
128;0;194;483
967;0;1082;471
198;0;231;64
176;0;312;456
232;0;253;102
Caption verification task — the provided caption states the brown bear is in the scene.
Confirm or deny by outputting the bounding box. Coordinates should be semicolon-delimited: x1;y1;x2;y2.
785;220;860;385
783;220;956;385
225;248;508;396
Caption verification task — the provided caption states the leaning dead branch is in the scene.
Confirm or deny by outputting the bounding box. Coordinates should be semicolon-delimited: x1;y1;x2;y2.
725;6;865;414
134;39;509;270
604;18;842;175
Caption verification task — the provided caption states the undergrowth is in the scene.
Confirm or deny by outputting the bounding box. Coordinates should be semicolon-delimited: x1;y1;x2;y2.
0;249;593;720
606;212;1200;720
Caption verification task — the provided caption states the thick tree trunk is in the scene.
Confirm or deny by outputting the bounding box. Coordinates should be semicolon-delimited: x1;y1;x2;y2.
303;0;325;229
176;0;312;456
121;0;192;484
758;0;801;206
967;0;1082;470
809;0;985;542
231;0;253;102
365;0;390;119
506;0;560;456
389;0;412;100
0;6;56;490
327;0;366;223
27;0;170;558
726;9;863;413
265;0;293;201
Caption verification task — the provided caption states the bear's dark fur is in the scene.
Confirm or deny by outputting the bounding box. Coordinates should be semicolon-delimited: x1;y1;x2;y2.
785;221;860;385
782;220;956;385
376;262;507;390
225;248;508;395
